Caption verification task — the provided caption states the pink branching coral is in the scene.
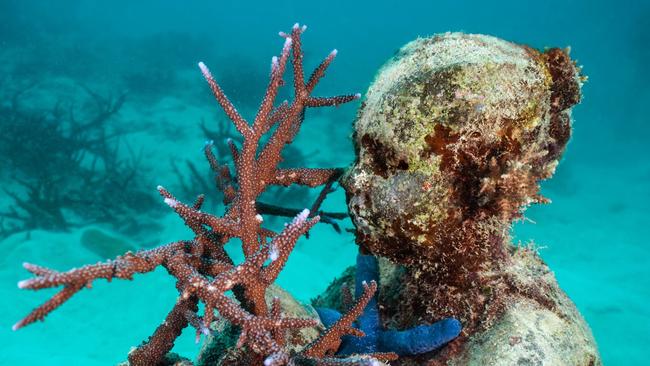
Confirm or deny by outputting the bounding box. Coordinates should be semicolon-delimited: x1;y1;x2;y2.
14;24;395;366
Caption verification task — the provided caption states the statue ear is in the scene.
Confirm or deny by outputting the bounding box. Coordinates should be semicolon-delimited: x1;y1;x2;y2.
542;47;583;163
543;47;582;112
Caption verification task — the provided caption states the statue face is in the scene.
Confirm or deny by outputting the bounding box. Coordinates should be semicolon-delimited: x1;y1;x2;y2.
342;34;581;263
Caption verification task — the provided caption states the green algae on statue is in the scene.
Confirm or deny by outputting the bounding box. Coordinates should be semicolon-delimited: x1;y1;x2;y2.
326;32;600;364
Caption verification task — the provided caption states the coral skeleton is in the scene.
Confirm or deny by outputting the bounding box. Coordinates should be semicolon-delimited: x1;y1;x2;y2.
14;24;392;366
316;253;461;356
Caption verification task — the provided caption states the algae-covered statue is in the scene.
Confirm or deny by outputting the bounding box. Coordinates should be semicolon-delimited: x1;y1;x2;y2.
13;23;600;366
316;33;601;365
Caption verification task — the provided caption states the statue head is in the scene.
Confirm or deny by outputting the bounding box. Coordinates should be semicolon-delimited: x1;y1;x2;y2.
343;33;582;269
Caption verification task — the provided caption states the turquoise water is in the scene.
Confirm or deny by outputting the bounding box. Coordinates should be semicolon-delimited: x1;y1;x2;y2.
1;1;648;365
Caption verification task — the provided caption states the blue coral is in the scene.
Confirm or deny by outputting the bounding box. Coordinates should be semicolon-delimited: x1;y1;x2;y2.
316;253;461;356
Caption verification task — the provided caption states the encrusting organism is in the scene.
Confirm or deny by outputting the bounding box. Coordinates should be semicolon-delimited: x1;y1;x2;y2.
316;252;461;356
14;24;396;366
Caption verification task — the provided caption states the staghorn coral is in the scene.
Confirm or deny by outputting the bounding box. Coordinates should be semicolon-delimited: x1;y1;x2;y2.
14;24;394;366
338;33;600;364
316;253;461;356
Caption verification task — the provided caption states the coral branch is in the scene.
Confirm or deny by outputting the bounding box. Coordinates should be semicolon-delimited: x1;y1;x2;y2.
198;62;250;136
14;241;187;330
306;49;338;93
271;168;343;187
127;297;198;366
15;23;366;366
13;284;84;331
307;95;361;108
302;281;381;358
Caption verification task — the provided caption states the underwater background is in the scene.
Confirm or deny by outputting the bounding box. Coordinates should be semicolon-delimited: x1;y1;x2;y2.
0;0;648;365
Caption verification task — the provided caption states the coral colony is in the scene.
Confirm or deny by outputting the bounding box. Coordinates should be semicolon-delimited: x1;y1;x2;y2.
316;254;461;356
13;24;441;365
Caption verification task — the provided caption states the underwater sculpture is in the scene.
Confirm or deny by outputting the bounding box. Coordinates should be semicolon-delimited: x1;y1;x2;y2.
13;24;404;366
322;32;601;364
13;24;601;366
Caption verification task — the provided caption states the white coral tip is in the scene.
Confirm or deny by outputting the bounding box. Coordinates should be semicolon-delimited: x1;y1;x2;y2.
255;214;264;223
17;280;29;289
198;61;211;77
164;197;179;208
296;208;310;222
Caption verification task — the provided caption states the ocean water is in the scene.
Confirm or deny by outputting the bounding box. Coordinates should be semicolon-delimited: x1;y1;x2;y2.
0;1;648;365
